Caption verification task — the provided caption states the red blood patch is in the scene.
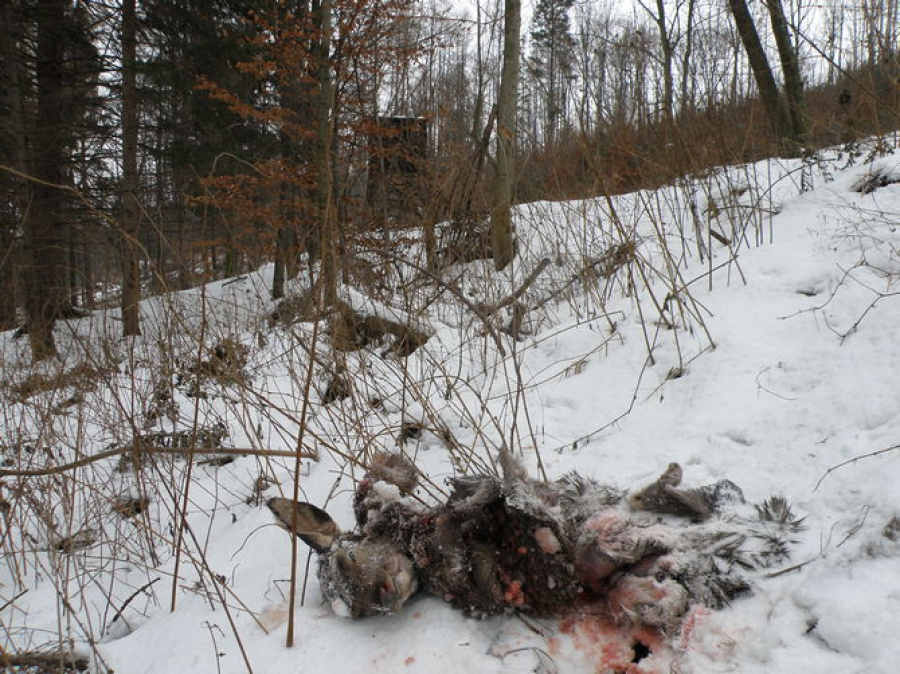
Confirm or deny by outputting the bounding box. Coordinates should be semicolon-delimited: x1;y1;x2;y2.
678;605;711;651
550;614;674;674
504;580;526;606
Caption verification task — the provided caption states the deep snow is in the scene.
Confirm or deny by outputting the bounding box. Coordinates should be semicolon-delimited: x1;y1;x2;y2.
3;138;900;673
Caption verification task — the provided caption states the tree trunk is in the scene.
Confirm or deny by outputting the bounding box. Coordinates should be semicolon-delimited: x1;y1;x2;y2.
490;0;521;272
0;0;26;330
25;0;71;360
271;228;287;300
272;0;313;300
82;236;94;309
643;0;674;128
679;0;697;112
0;224;15;331
727;0;791;148
152;119;168;294
765;0;808;147
121;0;142;336
312;0;336;306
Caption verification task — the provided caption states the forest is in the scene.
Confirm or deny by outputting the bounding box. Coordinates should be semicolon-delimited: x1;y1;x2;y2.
2;0;900;672
1;0;898;360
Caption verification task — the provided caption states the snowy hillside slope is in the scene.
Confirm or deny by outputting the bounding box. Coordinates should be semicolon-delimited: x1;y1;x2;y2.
2;139;900;673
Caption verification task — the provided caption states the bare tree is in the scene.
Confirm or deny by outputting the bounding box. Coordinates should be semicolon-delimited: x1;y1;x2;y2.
490;0;520;271
528;0;575;146
272;0;312;301
120;0;141;336
766;0;808;146
637;0;676;127
727;0;792;149
313;0;336;306
678;0;697;112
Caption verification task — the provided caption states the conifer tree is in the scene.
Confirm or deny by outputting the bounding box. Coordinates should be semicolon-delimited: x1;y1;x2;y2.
14;0;100;359
528;0;575;146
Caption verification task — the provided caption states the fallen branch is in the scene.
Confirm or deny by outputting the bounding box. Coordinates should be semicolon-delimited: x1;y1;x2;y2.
334;287;434;356
108;577;161;627
477;257;551;316
837;290;900;344
0;651;89;671
472;258;552;339
0;445;317;478
529;242;635;315
814;442;900;491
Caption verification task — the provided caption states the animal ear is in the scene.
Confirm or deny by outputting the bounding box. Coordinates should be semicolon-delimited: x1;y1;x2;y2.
267;498;341;552
497;446;526;483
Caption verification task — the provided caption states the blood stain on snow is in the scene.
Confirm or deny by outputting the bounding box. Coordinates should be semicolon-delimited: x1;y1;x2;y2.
257;604;289;630
550;614;674;674
678;605;712;651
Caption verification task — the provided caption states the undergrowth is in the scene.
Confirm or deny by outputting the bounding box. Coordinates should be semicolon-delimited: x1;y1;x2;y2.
0;138;895;672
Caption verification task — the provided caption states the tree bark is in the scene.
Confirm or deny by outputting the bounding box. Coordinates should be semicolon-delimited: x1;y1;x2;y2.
0;0;27;330
25;0;71;360
640;0;675;127
312;0;336;306
271;227;288;300
490;0;521;272
679;0;697;112
765;0;807;147
121;0;142;336
272;0;313;300
727;0;791;148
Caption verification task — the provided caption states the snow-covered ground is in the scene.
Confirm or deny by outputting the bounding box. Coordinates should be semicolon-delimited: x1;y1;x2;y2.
3;138;900;673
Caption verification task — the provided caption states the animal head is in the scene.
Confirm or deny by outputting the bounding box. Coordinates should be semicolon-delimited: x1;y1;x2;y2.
268;497;418;617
